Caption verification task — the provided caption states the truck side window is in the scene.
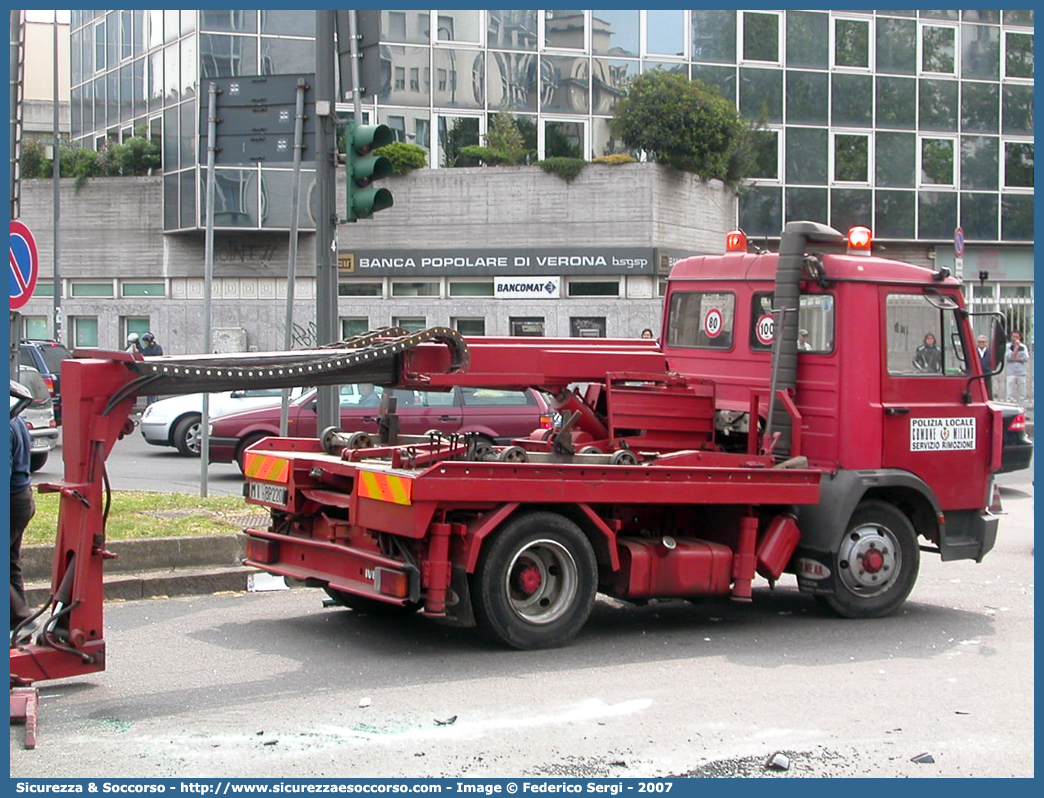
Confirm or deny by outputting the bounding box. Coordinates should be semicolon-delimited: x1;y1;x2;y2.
886;294;969;377
666;291;735;349
750;292;835;353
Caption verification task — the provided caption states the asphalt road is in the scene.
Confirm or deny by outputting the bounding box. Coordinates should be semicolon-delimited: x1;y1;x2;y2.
10;475;1035;778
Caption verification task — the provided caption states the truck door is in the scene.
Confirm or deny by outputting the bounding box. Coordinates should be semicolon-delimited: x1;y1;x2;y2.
880;290;992;509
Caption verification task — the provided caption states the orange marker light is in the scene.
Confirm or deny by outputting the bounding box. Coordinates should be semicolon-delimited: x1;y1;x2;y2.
847;226;873;255
726;229;748;252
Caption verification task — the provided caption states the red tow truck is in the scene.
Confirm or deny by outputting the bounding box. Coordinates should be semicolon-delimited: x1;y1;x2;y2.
11;222;1005;743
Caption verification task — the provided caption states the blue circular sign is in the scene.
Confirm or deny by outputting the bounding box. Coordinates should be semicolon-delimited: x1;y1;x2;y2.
954;227;965;257
10;220;40;310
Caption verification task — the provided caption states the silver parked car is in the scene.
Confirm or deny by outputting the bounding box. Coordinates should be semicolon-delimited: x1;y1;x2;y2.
15;367;59;472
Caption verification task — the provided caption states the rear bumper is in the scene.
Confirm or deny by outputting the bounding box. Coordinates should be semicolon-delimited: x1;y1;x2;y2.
938;509;998;563
998;439;1033;474
29;429;58;452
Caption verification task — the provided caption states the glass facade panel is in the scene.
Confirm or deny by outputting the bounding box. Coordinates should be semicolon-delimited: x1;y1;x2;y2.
785;187;827;223
830;188;871;231
591;116;626;158
691;11;735;64
544;120;584;158
259;170;316;228
1004;142;1033;188
132;57;145;118
487;50;537;111
743;12;778;63
786;71;828;125
831;73;872;127
200;10;256;33
148;10;162;49
106;70;118;126
119;64;132;122
921;137;954;185
379;46;431;106
179;101;194;170
786;127;828;184
541;55;589;114
380;108;432;151
383;11;430;44
448;281;494;297
738;185;782;237
592;59;638;116
164;44;179;103
918;191;957;239
786;11;828;69
1002;11;1034;27
961;193;998;240
921;25;955;74
918;79;958;131
545;10;586;50
876;18;916;75
202;169;258;227
961;24;1000;80
179;169;196;229
591;10;638;57
874;190;916;238
1005;32;1033;79
961;81;999;134
960;136;999;190
749;130;778;180
834;134;868;182
148;49;163;111
690;64;735;102
876;76;916;129
1002;85;1033;136
433;48;484;109
738;67;782;123
488;10;537;51
834;18;869;68
647;10;684;57
438;115;480;167
260;37;314;75
963;11;1000;23
260;10;314;36
1001;195;1033;240
876;132;916;187
162;106;178;171
201;34;257;78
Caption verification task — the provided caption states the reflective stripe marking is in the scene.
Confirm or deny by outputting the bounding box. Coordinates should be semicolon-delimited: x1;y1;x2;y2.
244;453;290;483
357;470;412;505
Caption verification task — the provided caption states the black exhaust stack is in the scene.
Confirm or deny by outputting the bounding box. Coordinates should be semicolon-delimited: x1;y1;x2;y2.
769;221;845;458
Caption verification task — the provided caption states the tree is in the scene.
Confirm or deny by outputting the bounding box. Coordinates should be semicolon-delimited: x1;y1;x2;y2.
611;70;755;185
460;112;535;166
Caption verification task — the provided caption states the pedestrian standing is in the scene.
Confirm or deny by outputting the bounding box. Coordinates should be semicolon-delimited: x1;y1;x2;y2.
1005;331;1029;405
977;335;993;399
139;332;164;406
10;386;37;640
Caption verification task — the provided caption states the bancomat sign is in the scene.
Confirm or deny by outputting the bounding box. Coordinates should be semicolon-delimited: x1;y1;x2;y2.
494;276;561;299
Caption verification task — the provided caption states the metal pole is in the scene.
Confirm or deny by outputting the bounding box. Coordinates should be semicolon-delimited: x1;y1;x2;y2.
52;10;62;344
200;81;219;497
348;10;363;123
315;10;339;432
10;10;23;221
279;78;307;437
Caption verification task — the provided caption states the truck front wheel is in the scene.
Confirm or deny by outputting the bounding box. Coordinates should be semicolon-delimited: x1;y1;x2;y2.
471;511;597;649
820;501;919;619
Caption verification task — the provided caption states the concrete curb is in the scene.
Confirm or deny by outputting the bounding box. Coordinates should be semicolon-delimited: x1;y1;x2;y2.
23;534;258;606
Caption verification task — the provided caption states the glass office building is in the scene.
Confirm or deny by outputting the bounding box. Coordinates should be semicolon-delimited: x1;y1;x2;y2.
70;9;1033;244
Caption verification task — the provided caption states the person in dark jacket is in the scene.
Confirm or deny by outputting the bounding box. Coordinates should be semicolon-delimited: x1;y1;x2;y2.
139;332;164;405
10;410;35;635
977;335;993;399
913;333;942;373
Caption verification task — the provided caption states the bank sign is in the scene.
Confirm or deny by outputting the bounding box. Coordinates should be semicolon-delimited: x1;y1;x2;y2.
339;247;658;276
494;276;561;299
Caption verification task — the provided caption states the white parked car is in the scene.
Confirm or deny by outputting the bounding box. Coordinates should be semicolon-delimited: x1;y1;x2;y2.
16;367;59;472
139;387;305;456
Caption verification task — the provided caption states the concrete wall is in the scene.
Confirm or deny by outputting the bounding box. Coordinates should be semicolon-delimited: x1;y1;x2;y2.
18;165;734;353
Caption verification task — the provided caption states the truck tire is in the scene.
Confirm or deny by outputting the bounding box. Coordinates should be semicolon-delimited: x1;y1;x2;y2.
29;451;48;472
819;500;919;619
470;511;597;649
323;587;421;616
173;414;202;457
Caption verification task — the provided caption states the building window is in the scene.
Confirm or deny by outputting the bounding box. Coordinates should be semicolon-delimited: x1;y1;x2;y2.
510;317;545;337
391;281;440;297
394;66;405;91
448;280;494;297
453;318;486;336
73;317;99;348
70;282;115;298
834;133;869;183
646;10;684;57
742;12;779;64
123;317;150;342
920;137;955;185
833;17;869;68
341;318;369;339
591;10;639;57
920;24;956;75
570;317;606;338
338;282;383;297
750;129;780;180
393;317;427;332
1004;32;1033;79
121;282;166;297
665;291;735;350
32;281;54;298
1004;142;1034;188
567;279;620;297
23;316;49;340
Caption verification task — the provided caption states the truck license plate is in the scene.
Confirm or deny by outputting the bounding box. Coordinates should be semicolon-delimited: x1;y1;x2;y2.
249;482;287;506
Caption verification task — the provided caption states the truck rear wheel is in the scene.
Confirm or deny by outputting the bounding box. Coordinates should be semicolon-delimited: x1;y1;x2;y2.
323;587;421;616
470;511;597;649
820;500;919;619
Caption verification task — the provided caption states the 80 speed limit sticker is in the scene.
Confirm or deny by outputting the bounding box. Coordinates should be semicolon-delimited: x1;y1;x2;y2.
703;308;724;338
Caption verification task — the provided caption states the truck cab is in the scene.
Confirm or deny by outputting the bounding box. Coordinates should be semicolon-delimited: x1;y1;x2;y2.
661;222;1002;607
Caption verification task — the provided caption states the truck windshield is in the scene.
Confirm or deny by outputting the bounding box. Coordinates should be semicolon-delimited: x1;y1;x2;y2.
885;294;970;377
666;291;735;349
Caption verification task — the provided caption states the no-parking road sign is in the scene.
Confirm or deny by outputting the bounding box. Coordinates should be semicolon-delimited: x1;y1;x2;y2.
10;220;40;310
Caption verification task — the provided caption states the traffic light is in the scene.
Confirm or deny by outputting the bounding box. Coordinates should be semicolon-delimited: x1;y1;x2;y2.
344;123;394;221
